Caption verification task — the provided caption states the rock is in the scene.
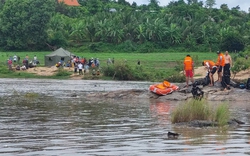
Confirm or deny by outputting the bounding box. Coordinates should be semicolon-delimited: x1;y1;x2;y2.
174;119;244;128
174;120;217;127
232;118;245;124
167;131;180;139
70;93;77;97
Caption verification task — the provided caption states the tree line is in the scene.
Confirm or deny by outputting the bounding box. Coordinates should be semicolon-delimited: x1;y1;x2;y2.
0;0;249;52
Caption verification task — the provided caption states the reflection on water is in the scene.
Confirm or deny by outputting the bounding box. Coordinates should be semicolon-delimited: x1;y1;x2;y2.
0;96;249;156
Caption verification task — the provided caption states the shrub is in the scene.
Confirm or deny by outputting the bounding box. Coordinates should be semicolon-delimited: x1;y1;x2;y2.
89;43;100;52
166;72;185;83
102;62;152;81
0;64;13;74
102;62;133;80
54;68;71;77
117;40;136;52
174;60;183;72
137;42;157;53
231;57;250;79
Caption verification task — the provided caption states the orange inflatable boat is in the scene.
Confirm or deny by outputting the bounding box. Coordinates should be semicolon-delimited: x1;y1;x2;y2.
149;80;179;96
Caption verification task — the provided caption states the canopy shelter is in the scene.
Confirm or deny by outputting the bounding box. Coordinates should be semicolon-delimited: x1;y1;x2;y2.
57;0;80;6
45;47;74;67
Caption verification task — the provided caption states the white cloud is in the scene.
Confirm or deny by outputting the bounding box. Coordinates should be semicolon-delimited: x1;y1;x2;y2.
126;0;250;12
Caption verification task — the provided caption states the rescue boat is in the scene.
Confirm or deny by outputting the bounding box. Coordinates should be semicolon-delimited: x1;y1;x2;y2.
149;80;179;96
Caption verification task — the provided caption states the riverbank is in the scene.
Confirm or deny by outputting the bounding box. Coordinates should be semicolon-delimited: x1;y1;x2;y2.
1;78;249;104
10;65;250;81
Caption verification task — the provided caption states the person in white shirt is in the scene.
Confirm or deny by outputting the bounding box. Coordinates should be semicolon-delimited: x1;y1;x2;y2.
13;55;17;62
78;62;83;75
33;55;37;64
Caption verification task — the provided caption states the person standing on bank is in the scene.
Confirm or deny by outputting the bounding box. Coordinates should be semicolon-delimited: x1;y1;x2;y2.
224;51;232;76
183;55;194;87
78;62;83;75
215;51;225;82
202;60;217;86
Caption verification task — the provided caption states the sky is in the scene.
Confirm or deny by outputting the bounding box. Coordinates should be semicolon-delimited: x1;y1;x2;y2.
126;0;250;12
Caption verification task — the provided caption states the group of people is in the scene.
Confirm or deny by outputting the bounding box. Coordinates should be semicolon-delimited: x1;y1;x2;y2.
183;51;233;91
7;54;39;70
57;56;101;76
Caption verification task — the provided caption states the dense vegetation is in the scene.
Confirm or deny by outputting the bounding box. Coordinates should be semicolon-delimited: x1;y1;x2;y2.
0;0;249;52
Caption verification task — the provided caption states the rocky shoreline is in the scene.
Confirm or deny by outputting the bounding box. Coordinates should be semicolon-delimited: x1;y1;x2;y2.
83;83;250;102
0;78;249;103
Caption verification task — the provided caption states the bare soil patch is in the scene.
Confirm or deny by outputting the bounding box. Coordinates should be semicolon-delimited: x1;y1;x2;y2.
24;66;84;79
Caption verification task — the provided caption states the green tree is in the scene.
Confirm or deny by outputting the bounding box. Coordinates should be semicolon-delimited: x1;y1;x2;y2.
148;0;160;11
46;13;69;48
205;0;216;8
220;33;245;52
220;4;229;12
0;0;55;50
85;0;104;14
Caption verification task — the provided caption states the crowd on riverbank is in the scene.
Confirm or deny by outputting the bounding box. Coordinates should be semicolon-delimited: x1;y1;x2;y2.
7;54;39;71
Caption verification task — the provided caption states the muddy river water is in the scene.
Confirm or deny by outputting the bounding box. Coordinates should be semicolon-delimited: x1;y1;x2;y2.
0;78;250;155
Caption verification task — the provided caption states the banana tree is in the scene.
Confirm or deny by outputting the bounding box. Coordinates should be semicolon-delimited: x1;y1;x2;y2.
166;23;181;45
70;20;86;43
144;18;168;42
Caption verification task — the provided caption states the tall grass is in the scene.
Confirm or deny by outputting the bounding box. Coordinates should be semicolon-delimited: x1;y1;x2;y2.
171;99;212;123
214;104;230;126
171;99;230;126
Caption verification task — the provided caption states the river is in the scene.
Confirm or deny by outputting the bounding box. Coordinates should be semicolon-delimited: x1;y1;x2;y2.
0;78;249;155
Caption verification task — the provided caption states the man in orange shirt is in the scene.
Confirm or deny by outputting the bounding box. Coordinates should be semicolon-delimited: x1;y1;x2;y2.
183;55;194;87
202;60;217;86
216;51;225;82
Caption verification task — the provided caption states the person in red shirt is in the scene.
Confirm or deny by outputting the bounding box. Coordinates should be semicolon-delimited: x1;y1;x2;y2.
183;55;194;87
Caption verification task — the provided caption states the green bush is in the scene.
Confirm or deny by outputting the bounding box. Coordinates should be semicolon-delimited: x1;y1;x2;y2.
102;65;115;77
166;72;185;83
117;40;136;52
54;68;71;77
0;64;13;74
174;60;183;72
137;42;157;53
102;63;133;80
231;57;250;79
102;62;152;81
102;61;185;82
